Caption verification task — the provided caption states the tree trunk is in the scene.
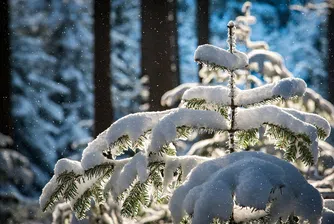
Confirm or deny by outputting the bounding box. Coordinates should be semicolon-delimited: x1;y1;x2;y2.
328;6;334;103
141;0;180;111
94;0;113;137
0;0;12;137
196;0;209;83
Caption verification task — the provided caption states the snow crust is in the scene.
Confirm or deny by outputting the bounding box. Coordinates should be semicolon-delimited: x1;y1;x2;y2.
148;108;229;153
194;44;249;70
236;105;320;162
169;151;323;224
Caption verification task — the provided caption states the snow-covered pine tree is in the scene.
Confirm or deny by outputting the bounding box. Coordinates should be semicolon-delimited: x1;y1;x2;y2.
40;21;331;223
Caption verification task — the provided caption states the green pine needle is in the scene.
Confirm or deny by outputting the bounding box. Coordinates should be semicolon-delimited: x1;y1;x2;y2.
236;128;259;149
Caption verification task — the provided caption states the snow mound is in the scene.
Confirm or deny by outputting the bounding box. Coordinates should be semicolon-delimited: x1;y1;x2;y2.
194;44;249;70
169;151;323;224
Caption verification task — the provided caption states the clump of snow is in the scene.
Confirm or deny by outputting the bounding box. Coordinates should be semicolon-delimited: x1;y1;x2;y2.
80;130;110;170
182;86;230;106
272;78;306;99
236;78;306;106
54;159;83;176
148;108;229;153
40;176;58;211
227;20;235;27
194;44;249;70
40;159;84;210
111;152;148;197
161;83;199;107
104;159;130;198
169;151;323;224
236;105;319;162
106;110;175;146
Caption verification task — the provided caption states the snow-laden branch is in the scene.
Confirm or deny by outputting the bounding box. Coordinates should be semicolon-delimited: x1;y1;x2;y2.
194;44;249;70
182;86;230;106
182;78;306;107
105;109;177;157
148;108;229;153
304;88;334;120
161;83;199;107
281;108;331;138
248;49;292;78
40;150;127;216
236;105;326;163
235;78;306;106
105;152;148;198
169;151;323;224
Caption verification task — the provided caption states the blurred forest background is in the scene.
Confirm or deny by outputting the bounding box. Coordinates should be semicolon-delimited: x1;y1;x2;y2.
0;0;333;223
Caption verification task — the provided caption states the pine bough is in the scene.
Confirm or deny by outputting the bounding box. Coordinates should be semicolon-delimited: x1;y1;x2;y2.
40;21;331;223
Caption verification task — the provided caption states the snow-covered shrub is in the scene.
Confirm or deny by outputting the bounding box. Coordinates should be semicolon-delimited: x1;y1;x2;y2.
40;22;330;223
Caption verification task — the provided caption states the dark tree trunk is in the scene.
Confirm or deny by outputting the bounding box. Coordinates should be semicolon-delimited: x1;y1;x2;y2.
0;0;12;137
328;6;334;103
93;0;113;137
141;0;180;111
196;0;209;82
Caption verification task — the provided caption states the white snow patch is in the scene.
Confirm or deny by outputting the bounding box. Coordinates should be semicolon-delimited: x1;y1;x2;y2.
148;108;229;153
194;44;249;70
39;176;58;210
106;110;175;147
54;159;83;176
182;86;230;106
111;152;149;197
